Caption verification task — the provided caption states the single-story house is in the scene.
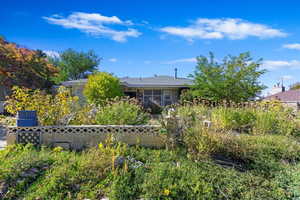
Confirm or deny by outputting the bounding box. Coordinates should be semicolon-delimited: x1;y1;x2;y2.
61;75;193;107
264;89;300;110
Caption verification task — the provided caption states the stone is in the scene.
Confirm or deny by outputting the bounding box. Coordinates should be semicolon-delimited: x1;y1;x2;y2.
126;156;144;169
114;156;126;168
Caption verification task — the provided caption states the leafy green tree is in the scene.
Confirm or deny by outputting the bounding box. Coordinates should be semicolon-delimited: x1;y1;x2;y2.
188;52;266;102
50;48;101;83
83;72;123;105
289;82;300;90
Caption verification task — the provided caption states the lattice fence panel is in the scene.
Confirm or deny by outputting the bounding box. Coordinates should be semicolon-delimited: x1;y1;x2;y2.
17;131;41;146
7;125;162;146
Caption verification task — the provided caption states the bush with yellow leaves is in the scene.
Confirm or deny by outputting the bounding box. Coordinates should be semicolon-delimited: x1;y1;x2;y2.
5;86;78;125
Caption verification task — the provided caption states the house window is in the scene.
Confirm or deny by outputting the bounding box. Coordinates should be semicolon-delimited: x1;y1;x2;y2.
143;89;162;106
164;90;173;106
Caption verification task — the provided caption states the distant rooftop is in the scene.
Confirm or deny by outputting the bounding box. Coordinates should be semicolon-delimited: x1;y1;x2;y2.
265;89;300;102
61;75;193;88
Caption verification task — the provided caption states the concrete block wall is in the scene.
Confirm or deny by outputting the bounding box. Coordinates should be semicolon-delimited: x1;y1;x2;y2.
6;125;166;149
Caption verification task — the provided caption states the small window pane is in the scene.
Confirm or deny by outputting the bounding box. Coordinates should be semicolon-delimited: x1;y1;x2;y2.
153;96;162;105
153;90;162;95
144;96;152;104
144;90;152;95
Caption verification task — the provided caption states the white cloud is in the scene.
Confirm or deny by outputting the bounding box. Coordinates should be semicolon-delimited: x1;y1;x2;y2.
281;75;293;80
43;12;141;42
163;57;197;64
144;60;151;64
141;20;149;25
282;43;300;50
108;58;117;62
43;50;59;58
262;60;300;70
161;18;287;41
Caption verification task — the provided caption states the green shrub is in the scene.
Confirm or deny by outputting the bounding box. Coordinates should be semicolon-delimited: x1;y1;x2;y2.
95;98;150;125
211;107;256;133
184;124;300;177
83;72;123;105
176;104;210;122
275;163;300;198
69;104;97;125
108;170;142;200
253;110;279;135
24;142;126;199
140;160;287;200
183;124;220;159
253;109;297;136
216;134;300;176
141;162;214;199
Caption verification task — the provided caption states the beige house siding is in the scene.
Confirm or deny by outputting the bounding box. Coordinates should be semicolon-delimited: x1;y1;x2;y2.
70;85;86;104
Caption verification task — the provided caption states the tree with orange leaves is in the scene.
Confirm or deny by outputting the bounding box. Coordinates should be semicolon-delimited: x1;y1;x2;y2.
0;37;58;98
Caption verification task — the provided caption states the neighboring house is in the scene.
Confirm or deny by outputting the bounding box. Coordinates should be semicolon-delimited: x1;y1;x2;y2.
267;82;286;96
61;75;193;107
264;89;300;110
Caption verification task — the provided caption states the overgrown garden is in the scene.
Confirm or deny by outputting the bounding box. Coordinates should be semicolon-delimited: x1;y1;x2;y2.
1;98;300;199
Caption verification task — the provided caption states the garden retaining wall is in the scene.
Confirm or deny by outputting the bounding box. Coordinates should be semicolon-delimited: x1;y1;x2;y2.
6;125;165;149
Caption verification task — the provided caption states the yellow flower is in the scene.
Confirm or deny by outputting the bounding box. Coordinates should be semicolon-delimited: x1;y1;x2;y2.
163;189;170;196
53;146;63;152
98;143;104;149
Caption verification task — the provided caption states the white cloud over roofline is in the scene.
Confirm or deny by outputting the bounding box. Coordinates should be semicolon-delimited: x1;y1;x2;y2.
161;18;287;41
262;60;300;70
43;12;141;42
282;43;300;50
163;57;197;64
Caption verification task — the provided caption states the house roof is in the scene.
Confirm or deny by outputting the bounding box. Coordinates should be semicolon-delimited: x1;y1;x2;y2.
61;75;193;88
121;76;192;88
264;89;300;102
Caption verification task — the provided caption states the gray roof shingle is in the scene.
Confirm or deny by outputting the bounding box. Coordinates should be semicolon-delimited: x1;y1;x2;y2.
61;75;193;88
121;75;192;87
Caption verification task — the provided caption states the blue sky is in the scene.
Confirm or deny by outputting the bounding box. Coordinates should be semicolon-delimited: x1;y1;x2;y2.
1;0;300;94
